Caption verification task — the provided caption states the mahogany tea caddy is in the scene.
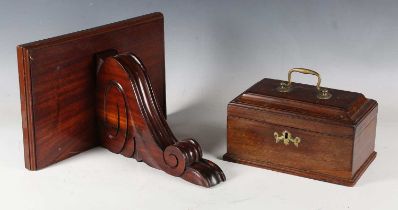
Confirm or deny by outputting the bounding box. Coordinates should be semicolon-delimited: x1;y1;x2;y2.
224;68;378;186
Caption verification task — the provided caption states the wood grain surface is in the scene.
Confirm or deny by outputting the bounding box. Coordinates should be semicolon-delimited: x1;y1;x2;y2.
17;13;166;170
96;53;225;187
224;78;378;186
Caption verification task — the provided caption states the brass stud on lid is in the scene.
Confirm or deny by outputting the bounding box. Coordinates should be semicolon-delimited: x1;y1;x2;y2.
317;88;332;100
277;81;292;92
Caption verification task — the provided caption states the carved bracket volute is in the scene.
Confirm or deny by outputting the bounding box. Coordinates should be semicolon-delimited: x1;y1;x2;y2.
96;50;225;187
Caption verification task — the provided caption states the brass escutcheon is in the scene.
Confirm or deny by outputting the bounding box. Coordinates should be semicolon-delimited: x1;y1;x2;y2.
274;130;301;147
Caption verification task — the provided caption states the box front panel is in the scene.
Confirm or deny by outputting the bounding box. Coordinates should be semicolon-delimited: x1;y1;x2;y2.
227;115;353;179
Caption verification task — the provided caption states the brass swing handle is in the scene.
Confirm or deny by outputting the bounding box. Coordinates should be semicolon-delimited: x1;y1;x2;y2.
277;68;332;99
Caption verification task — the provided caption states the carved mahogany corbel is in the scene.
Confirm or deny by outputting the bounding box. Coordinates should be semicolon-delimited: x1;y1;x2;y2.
96;50;225;187
17;12;225;187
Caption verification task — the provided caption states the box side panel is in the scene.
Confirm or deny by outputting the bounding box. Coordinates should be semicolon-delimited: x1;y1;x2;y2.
352;105;377;174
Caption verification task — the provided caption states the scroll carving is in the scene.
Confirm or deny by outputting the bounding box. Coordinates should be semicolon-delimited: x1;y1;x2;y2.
96;51;225;187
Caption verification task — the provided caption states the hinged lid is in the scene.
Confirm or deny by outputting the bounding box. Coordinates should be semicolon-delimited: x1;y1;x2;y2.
231;70;377;125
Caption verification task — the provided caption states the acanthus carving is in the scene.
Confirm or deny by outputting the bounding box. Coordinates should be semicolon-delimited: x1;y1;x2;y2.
96;51;225;187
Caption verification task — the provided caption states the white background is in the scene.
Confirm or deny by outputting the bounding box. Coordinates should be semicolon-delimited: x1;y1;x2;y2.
1;0;397;209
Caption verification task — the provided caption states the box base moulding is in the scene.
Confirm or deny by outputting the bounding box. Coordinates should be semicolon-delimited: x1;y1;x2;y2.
223;151;376;186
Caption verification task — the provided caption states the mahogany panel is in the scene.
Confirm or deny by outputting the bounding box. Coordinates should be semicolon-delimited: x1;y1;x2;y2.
17;13;166;170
